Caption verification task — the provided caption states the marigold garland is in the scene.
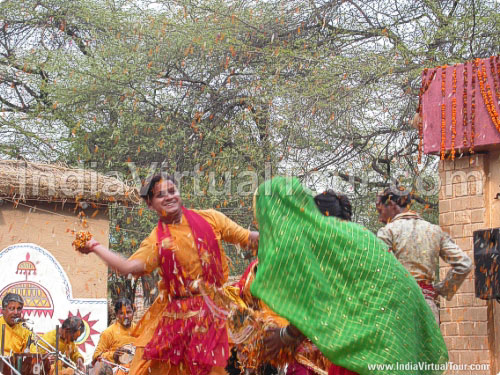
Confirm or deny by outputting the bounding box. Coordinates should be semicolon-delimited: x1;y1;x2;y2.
441;103;446;160
490;56;500;101
477;59;500;134
418;57;500;159
451;67;457;159
470;59;478;154
463;62;468;147
496;56;500;100
440;66;447;160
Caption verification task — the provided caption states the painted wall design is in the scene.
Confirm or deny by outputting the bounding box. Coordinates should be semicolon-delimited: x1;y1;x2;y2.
0;243;107;364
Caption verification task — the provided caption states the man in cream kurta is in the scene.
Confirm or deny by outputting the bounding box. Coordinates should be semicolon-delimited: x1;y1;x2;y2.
376;188;472;322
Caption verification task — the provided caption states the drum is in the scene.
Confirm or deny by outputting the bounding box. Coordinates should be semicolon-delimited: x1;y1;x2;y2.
92;361;114;375
1;353;50;375
21;353;51;375
117;344;135;365
0;355;15;375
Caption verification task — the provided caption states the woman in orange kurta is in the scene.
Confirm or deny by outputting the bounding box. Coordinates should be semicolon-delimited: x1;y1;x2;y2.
79;174;258;375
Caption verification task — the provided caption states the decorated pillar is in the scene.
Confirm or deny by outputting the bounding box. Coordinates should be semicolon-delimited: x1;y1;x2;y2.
420;56;500;374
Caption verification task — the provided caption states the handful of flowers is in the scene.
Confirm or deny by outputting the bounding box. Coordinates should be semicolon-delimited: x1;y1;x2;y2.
72;231;92;253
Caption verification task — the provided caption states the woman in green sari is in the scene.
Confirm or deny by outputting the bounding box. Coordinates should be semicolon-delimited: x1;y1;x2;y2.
251;177;448;375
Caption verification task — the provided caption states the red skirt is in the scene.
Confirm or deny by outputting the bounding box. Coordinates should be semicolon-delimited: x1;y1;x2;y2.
143;295;229;375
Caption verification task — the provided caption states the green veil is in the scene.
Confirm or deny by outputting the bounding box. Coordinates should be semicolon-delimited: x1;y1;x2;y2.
250;177;448;375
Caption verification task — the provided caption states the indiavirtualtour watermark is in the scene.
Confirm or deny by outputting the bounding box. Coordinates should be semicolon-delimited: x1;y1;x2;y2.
7;160;486;200
367;361;490;372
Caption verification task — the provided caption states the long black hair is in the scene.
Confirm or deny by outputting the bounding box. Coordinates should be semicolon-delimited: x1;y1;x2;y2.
314;190;352;221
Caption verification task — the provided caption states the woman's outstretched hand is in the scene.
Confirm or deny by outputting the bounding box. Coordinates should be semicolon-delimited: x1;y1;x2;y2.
79;238;100;254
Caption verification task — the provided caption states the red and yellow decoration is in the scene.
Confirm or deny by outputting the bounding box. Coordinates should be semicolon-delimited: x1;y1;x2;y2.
463;63;468;147
478;59;500;133
440;65;447;160
451;66;457;159
471;59;478;153
418;55;500;159
17;252;37;277
0;281;55;318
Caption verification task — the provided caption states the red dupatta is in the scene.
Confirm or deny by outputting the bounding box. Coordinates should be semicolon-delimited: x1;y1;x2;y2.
235;259;258;297
143;207;229;375
157;207;225;292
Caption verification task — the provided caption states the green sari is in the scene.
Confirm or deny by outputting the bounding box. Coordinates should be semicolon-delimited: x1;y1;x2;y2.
250;177;448;375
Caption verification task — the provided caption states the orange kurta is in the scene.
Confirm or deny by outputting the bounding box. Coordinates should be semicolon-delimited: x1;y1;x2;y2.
0;316;31;355
239;261;288;327
30;330;83;363
92;322;136;362
128;209;250;375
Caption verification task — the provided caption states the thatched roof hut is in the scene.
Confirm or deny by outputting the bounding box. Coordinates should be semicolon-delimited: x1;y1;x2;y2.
0;160;140;205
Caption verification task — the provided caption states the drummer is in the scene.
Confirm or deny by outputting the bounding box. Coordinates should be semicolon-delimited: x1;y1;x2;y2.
93;298;136;369
0;293;32;355
30;316;85;374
